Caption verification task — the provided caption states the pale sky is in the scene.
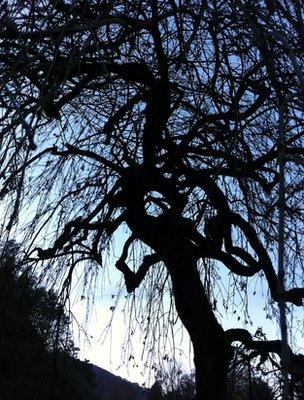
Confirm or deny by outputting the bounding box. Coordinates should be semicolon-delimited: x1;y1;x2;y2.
72;273;195;387
71;254;283;387
14;206;300;387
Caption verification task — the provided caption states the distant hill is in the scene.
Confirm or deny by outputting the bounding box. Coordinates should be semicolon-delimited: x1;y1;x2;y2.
91;365;149;400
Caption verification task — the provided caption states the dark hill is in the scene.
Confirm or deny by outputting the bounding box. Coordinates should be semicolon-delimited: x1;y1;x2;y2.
91;365;149;400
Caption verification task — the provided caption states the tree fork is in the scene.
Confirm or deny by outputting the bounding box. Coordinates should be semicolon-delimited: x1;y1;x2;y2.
124;190;232;399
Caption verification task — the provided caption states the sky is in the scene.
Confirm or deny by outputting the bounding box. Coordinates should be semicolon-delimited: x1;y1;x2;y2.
12;204;301;388
71;260;195;387
70;239;283;387
8;185;301;388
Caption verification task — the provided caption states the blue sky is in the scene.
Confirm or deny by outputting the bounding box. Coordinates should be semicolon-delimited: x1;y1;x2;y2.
71;230;285;386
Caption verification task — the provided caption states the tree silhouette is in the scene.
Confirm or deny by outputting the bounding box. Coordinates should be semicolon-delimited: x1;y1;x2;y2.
152;356;274;400
1;1;304;399
0;242;97;400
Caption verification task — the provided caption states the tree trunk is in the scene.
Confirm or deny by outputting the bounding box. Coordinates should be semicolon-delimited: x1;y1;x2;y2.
193;338;230;400
163;241;232;400
124;191;232;399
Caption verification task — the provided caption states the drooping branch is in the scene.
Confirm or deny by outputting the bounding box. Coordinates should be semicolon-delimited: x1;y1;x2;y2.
116;236;160;293
37;212;125;260
183;168;304;306
0;16;130;40
226;328;304;378
102;93;144;143
1;2;304;398
0;8;197;42
52;144;123;174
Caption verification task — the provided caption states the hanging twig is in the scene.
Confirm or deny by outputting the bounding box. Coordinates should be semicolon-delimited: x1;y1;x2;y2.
277;97;290;400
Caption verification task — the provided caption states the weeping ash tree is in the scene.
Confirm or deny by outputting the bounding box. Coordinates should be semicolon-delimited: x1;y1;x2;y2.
1;1;304;399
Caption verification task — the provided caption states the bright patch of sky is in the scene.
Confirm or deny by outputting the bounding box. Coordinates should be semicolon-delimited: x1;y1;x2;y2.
70;229;291;387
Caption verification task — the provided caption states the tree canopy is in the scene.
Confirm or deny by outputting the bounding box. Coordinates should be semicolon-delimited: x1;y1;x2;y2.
1;0;304;399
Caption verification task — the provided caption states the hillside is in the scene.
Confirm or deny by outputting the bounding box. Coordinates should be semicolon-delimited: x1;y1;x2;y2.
91;365;149;400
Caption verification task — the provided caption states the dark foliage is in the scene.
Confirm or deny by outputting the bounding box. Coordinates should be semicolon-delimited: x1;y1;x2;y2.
0;242;97;400
149;366;274;400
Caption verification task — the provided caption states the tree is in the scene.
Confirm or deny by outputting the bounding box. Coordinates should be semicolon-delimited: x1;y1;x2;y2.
0;242;98;400
163;373;196;400
149;382;164;400
227;347;275;400
1;1;304;399
153;355;274;400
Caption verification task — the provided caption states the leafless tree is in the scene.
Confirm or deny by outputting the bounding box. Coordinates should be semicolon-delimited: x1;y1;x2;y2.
1;1;304;399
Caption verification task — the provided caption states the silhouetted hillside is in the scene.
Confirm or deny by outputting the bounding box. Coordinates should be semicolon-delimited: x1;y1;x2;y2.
0;243;98;400
91;365;148;400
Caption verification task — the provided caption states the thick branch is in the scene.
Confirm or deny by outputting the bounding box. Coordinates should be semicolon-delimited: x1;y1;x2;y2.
0;17;129;40
226;328;304;377
116;248;160;293
37;213;125;260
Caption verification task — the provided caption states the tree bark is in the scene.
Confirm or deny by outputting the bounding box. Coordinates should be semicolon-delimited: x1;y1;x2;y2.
193;338;231;400
124;180;232;399
163;240;232;400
